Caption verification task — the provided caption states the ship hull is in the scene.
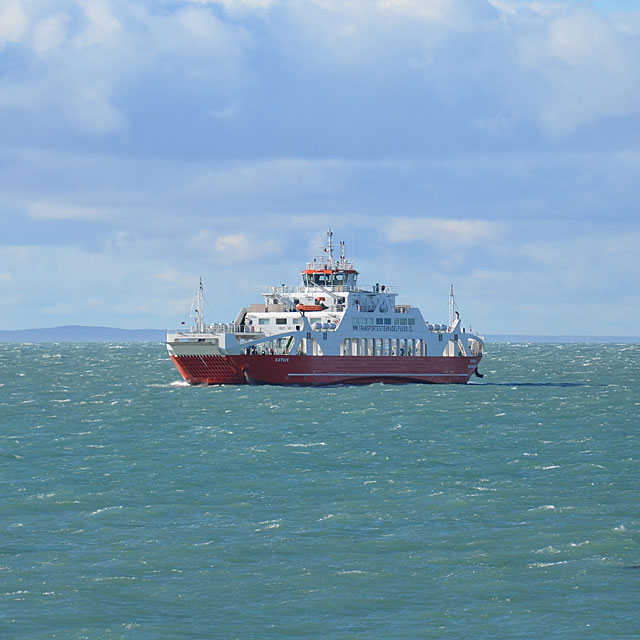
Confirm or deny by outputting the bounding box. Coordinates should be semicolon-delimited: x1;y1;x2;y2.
170;354;482;386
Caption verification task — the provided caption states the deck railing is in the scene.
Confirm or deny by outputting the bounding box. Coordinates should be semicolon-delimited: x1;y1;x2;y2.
263;284;397;295
168;324;261;337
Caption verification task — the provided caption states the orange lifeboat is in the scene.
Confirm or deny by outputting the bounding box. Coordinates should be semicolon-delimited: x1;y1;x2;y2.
296;304;324;312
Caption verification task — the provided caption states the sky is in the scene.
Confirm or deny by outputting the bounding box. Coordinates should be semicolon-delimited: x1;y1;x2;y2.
1;0;639;335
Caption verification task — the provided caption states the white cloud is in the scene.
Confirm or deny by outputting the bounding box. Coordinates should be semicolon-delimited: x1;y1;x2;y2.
74;0;122;48
387;217;503;247
212;232;281;262
515;7;640;134
0;1;253;136
378;0;455;23
489;1;567;18
32;13;69;54
191;0;274;9
2;0;638;140
26;201;111;221
0;1;27;46
193;158;354;198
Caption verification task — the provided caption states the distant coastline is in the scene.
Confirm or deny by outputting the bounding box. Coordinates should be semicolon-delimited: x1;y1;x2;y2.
0;326;165;343
0;326;638;344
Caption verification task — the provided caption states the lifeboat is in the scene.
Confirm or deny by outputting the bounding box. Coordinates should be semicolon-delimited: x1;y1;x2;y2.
296;304;324;312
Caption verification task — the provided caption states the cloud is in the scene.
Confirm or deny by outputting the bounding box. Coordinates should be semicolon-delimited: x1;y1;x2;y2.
26;201;112;221
75;0;122;48
0;1;28;45
191;0;274;9
378;0;458;23
2;0;639;143
32;13;69;54
0;1;253;136
192;158;354;200
212;232;281;262
387;217;504;247
510;5;640;134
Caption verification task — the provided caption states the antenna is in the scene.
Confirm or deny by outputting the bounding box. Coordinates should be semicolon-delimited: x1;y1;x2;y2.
326;228;334;267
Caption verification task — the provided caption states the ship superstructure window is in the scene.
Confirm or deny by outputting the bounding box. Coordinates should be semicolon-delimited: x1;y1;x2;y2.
408;319;415;326
303;271;358;288
259;318;270;325
376;318;383;325
276;318;287;325
384;318;391;325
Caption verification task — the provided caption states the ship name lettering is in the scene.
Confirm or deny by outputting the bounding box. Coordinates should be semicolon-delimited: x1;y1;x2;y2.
275;357;289;362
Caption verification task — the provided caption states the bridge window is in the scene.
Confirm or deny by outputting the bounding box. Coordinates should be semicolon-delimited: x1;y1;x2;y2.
276;318;287;325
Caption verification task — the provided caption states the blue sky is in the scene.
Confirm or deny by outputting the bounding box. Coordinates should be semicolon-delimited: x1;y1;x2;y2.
1;0;639;335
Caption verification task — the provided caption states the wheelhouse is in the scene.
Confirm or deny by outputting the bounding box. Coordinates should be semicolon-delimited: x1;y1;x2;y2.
302;269;358;288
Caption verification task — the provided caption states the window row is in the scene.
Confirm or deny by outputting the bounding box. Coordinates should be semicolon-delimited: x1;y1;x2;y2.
353;317;415;326
254;317;302;326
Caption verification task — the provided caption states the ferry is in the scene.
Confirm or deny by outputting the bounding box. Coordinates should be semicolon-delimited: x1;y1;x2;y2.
167;230;484;385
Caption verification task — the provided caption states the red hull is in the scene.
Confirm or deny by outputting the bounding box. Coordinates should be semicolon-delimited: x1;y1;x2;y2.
171;354;481;386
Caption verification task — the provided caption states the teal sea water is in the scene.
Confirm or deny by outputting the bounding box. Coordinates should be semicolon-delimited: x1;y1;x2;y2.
1;342;638;639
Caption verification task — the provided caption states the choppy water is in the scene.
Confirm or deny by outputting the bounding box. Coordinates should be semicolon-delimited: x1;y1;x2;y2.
1;342;638;639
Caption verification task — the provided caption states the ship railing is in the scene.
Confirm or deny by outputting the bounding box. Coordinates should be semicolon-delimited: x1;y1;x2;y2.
168;324;261;337
263;284;397;295
303;260;356;271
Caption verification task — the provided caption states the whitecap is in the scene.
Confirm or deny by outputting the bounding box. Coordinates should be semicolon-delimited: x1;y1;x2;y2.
285;442;326;448
89;505;123;516
528;504;556;512
337;570;367;575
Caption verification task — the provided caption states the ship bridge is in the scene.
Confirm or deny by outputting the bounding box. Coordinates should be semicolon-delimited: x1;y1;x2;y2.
302;228;358;290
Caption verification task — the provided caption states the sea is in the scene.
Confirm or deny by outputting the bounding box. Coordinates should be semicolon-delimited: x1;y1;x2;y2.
1;342;638;639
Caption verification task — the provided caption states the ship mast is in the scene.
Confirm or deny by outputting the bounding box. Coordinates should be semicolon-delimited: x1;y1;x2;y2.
449;284;455;329
195;277;205;333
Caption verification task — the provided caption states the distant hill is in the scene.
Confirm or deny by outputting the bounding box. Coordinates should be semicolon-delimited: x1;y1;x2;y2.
0;326;165;343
